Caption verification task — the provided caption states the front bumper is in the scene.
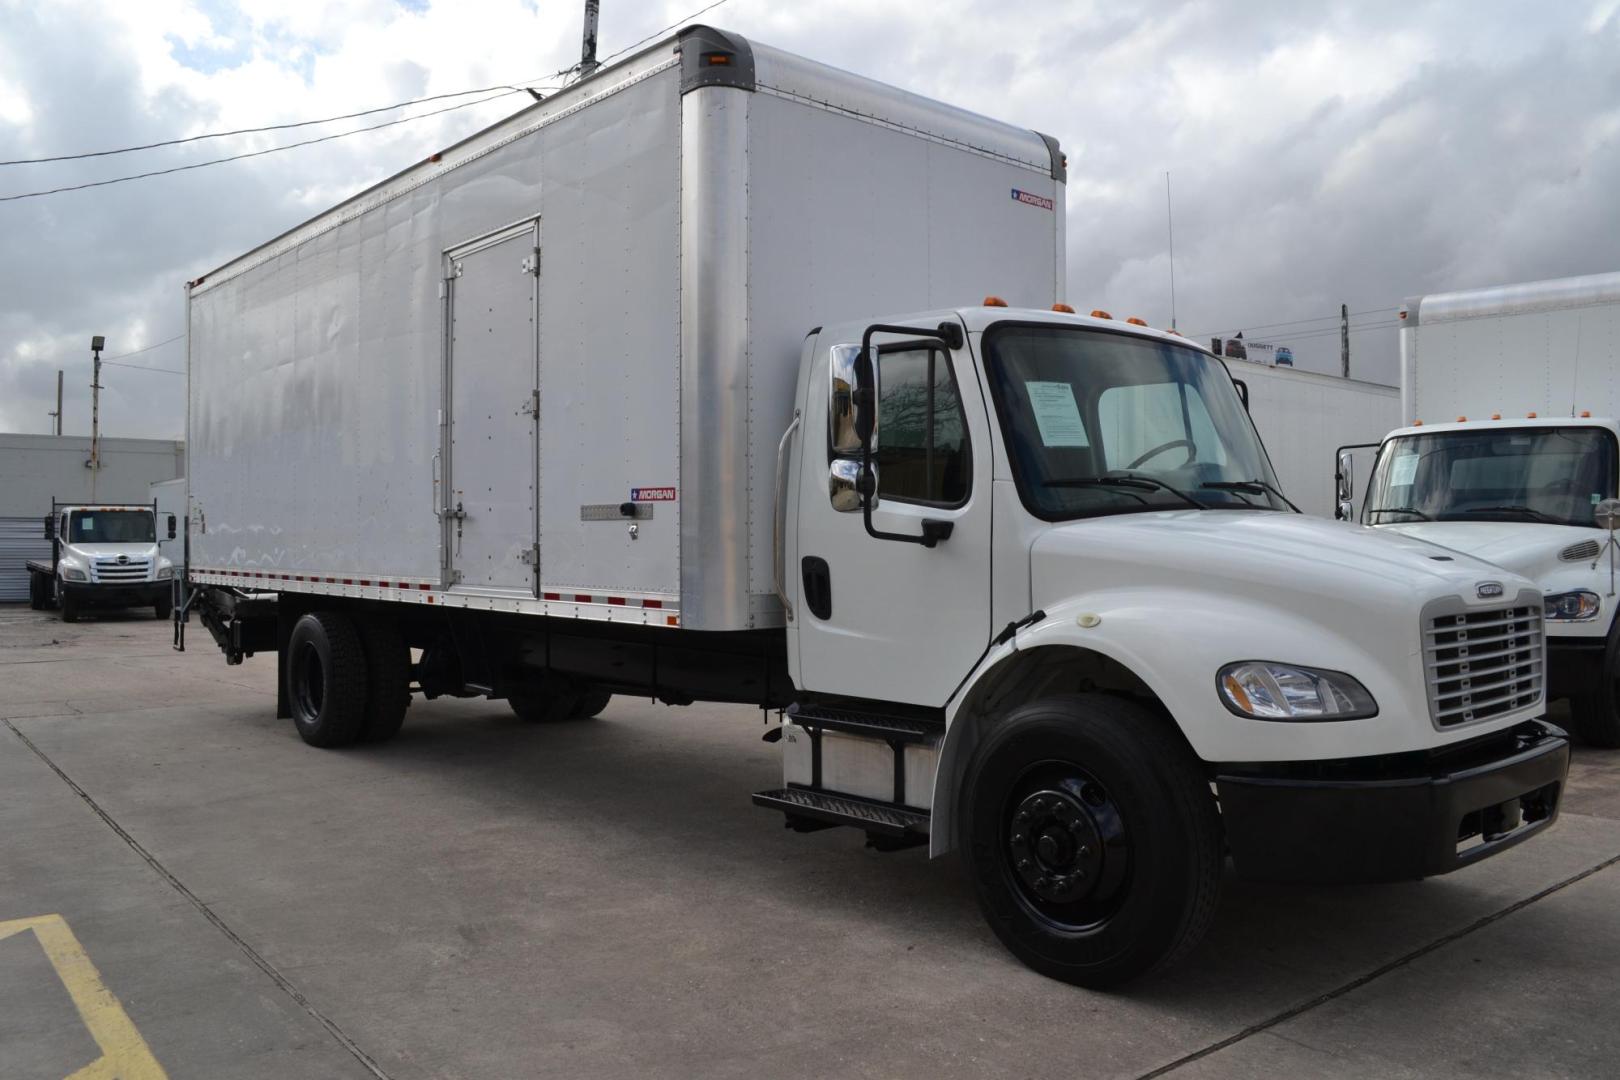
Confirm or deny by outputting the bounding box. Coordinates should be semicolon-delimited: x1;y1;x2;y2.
1215;719;1568;883
62;582;169;607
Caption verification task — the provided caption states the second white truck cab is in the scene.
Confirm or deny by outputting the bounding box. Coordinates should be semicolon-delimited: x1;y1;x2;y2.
28;501;177;622
1341;271;1620;744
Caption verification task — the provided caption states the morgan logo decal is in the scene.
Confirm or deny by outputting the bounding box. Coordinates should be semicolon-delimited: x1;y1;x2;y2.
631;487;677;502
1476;581;1504;598
1011;188;1055;211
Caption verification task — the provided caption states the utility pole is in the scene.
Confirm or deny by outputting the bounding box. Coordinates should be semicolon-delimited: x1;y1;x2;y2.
49;369;63;435
1165;171;1178;332
1340;303;1350;378
89;336;104;501
579;0;600;78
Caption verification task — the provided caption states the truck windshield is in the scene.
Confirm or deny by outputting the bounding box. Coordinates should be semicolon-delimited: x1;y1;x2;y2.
1364;427;1617;527
981;324;1288;519
70;510;156;543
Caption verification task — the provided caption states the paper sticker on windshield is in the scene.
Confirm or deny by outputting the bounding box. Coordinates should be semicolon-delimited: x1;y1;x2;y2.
1389;452;1419;487
1026;381;1090;447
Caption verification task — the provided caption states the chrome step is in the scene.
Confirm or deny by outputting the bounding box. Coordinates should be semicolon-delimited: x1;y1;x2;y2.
752;787;930;838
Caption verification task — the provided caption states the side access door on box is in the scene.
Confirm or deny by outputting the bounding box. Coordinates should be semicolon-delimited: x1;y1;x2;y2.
442;219;541;595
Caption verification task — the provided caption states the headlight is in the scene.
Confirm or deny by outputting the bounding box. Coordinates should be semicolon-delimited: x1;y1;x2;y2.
157;565;173;580
62;567;88;582
1544;590;1600;621
1218;661;1378;721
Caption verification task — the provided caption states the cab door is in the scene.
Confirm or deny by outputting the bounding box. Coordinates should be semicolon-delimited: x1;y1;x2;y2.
792;325;994;706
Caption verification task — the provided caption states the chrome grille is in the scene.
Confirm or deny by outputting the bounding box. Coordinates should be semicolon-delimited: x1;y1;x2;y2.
1424;601;1543;727
93;557;150;582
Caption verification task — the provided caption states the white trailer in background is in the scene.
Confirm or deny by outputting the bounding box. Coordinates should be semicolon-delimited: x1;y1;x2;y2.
1339;271;1620;744
1232;364;1399;517
178;25;1568;988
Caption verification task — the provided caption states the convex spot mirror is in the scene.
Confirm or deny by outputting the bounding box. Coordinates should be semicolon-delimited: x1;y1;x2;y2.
829;458;877;512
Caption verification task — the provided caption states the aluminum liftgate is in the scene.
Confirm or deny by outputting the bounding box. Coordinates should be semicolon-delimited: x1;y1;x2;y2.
443;219;541;594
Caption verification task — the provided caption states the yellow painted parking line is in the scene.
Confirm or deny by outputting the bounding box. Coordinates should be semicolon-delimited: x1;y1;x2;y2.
0;913;168;1080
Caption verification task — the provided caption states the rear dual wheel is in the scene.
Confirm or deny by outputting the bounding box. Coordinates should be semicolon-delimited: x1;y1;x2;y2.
286;611;410;748
959;694;1222;989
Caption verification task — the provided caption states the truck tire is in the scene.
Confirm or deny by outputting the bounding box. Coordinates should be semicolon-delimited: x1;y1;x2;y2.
1571;626;1620;748
958;694;1223;989
357;616;410;743
286;612;369;748
58;585;79;623
28;572;45;610
154;593;173;620
573;690;612;718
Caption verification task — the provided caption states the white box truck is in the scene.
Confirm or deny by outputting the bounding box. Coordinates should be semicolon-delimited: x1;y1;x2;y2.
178;26;1568;987
1338;272;1620;745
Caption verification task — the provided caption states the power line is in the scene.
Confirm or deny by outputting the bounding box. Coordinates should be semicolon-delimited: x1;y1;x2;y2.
0;84;562;167
0;89;522;203
1188;307;1390;339
103;333;185;361
102;359;184;375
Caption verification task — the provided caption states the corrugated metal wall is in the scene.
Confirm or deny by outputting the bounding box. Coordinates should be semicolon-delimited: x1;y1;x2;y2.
0;516;49;602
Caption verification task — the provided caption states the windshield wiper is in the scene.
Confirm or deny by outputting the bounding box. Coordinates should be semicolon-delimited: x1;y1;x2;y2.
1044;474;1210;509
1366;506;1432;521
1200;479;1301;514
1456;505;1561;524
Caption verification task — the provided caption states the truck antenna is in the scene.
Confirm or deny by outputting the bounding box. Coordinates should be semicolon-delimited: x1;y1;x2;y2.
1165;171;1178;331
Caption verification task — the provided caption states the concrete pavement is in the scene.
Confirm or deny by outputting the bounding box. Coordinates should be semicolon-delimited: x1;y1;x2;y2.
2;605;1616;1078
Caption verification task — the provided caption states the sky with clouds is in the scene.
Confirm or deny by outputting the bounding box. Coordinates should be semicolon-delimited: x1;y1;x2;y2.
1;0;1617;440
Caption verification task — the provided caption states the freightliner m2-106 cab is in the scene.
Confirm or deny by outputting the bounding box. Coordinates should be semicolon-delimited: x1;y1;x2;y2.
28;500;177;622
1340;272;1620;745
177;27;1568;987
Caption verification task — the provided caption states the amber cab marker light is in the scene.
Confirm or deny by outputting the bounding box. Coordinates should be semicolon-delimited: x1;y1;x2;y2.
983;295;1008;307
1090;309;1113;320
1126;317;1148;326
1581;410;1592;418
1528;412;1538;418
1457;416;1467;422
1492;412;1502;420
1052;303;1076;314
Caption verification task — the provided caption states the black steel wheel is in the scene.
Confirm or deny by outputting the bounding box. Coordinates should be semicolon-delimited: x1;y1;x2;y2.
286;612;369;748
58;584;78;623
508;685;581;723
154;594;173;620
1572;624;1620;748
572;690;612;719
959;694;1222;988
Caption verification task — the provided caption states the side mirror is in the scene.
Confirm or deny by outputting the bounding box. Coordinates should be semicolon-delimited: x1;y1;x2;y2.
43;514;55;540
828;459;876;512
1232;377;1249;412
167;514;177;539
1335;449;1355;519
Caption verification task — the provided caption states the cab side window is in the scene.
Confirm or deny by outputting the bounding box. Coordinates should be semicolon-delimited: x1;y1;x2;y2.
876;347;971;505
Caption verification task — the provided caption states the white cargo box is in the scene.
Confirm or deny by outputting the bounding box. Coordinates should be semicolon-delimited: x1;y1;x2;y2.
186;26;1064;631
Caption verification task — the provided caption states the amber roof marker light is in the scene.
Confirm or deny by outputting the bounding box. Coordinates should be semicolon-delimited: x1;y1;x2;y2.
983;296;1008;307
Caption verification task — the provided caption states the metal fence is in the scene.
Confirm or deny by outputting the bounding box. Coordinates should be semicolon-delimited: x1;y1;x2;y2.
0;516;50;602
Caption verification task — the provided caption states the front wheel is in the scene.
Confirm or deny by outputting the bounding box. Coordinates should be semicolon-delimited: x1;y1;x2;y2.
1571;626;1620;747
959;694;1222;988
154;594;173;620
58;585;79;623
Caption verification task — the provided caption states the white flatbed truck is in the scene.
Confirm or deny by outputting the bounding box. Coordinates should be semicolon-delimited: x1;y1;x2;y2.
28;499;177;621
177;26;1568;987
1338;272;1620;744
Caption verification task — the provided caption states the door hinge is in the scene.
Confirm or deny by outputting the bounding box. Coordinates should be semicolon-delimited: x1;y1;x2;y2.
520;248;540;276
447;260;463;279
520;544;540;566
522;389;539;417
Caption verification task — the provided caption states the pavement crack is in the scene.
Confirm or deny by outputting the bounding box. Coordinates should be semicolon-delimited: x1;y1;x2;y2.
1136;848;1620;1079
3;717;394;1080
